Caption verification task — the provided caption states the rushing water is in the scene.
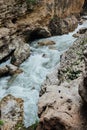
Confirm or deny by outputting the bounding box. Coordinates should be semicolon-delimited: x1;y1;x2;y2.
0;20;87;127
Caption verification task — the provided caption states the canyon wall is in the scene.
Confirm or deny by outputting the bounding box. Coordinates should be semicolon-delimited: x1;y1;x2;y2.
0;0;85;27
0;0;85;64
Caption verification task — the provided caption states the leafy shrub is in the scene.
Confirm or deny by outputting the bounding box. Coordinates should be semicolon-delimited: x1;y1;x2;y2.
0;120;4;126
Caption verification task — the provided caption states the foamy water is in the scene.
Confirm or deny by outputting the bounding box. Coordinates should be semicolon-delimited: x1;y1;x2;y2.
0;19;87;127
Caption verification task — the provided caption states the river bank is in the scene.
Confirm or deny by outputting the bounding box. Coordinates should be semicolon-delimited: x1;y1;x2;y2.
0;15;87;130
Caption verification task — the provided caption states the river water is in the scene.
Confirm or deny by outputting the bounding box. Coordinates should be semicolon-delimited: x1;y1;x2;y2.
0;20;87;127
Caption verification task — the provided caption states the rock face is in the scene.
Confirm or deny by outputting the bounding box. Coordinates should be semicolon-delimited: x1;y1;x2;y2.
0;0;85;66
0;95;24;130
37;32;87;130
0;0;84;26
79;44;87;102
0;37;30;66
58;33;87;84
0;0;85;39
37;80;87;130
49;15;78;35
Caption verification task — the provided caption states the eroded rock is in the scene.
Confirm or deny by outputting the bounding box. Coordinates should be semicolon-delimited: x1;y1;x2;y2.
73;27;87;38
0;66;9;77
58;33;87;84
0;64;23;77
37;79;87;130
79;44;87;102
11;39;30;66
0;94;24;130
49;15;78;35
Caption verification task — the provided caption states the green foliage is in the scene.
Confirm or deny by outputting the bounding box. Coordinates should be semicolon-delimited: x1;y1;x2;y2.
26;0;37;10
29;120;39;130
14;120;39;130
67;69;82;80
26;0;37;4
0;120;4;126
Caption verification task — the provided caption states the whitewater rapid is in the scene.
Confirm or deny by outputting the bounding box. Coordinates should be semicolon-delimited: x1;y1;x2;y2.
0;20;87;127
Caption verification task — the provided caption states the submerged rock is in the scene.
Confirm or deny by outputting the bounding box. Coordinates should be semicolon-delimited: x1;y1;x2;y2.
38;40;55;46
0;95;24;130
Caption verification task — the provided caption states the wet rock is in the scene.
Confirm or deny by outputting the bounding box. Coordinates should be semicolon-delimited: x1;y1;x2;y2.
78;19;84;25
49;15;78;35
6;64;23;75
11;39;30;66
29;27;51;41
82;16;87;20
0;66;9;77
0;36;15;63
77;27;87;34
0;94;24;130
72;33;80;38
38;40;55;46
73;28;87;38
0;64;23;77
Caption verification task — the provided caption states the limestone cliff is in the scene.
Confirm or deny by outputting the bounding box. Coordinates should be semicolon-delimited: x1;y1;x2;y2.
0;0;85;26
0;0;86;64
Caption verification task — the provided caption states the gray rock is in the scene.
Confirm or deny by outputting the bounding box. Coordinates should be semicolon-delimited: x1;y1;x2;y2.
0;64;23;77
37;79;87;130
11;39;30;66
0;94;24;130
0;66;9;77
79;45;87;102
49;15;78;35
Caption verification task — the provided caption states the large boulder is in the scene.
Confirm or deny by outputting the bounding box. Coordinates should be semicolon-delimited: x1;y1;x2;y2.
37;79;87;130
0;35;15;63
49;15;78;35
0;95;24;130
11;39;30;66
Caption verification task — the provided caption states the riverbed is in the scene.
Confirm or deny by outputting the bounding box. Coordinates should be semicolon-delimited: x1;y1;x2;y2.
0;19;87;127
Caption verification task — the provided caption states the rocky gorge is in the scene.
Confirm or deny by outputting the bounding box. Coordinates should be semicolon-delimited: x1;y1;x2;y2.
0;0;87;130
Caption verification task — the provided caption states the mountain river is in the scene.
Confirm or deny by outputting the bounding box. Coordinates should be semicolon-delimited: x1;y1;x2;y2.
0;19;87;127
